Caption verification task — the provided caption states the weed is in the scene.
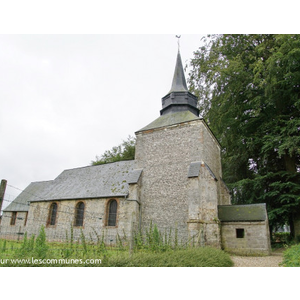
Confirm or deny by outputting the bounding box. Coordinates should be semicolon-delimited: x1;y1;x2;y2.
0;223;234;267
35;225;49;259
1;240;7;253
80;228;87;255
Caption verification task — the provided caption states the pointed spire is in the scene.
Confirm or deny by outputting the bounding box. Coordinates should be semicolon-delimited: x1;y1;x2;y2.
160;48;199;117
169;50;188;93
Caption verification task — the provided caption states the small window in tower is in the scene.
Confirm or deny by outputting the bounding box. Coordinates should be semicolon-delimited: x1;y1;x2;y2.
236;228;245;238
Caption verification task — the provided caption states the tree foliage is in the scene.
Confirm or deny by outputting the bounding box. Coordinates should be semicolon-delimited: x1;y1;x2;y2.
91;135;136;166
188;34;300;234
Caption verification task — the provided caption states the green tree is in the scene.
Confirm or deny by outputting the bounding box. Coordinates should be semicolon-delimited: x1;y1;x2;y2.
188;34;300;236
91;135;136;165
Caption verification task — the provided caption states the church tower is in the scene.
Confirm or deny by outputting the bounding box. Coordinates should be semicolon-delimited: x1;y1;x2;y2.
134;49;231;247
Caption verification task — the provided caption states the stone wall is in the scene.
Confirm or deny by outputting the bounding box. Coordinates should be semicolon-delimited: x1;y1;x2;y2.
0;198;139;244
187;164;220;247
135;119;227;245
0;211;28;240
220;221;271;255
218;179;231;205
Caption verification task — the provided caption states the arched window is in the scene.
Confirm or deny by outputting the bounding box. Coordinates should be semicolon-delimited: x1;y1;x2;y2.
48;203;58;226
75;202;85;227
10;212;17;225
107;200;117;226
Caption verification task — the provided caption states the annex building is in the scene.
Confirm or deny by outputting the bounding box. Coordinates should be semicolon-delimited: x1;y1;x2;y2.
0;50;271;255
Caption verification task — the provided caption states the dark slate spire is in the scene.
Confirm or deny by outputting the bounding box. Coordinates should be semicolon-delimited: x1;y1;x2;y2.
160;50;199;117
169;50;188;93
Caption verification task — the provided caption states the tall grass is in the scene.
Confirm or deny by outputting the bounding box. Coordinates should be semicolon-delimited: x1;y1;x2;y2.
0;224;233;267
133;222;181;252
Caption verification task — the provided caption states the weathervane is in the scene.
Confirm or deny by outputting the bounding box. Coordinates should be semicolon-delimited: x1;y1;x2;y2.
176;35;181;51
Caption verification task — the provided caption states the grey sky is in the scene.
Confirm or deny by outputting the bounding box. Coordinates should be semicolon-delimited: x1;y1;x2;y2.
0;34;205;206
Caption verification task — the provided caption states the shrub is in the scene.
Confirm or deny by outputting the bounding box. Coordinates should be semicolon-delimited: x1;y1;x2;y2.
281;244;300;267
273;232;291;243
35;226;49;259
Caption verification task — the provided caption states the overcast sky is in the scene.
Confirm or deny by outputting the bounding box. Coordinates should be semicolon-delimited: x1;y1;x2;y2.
0;34;206;205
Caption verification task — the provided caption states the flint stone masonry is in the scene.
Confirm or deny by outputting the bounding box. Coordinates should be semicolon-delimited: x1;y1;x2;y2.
135;117;226;245
0;211;28;240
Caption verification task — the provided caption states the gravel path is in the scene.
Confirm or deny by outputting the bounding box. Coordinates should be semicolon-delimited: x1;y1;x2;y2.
231;249;284;267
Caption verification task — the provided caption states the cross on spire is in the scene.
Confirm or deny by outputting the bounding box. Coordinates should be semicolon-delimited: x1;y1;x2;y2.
176;35;181;51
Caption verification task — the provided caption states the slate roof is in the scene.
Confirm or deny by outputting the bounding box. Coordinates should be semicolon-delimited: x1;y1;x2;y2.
187;161;218;180
3;181;51;212
5;160;138;210
137;50;201;131
136;110;200;132
218;204;267;222
127;169;143;184
169;50;188;93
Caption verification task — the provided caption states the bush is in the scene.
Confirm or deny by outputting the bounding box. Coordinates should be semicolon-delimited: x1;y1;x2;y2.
281;244;300;267
273;232;291;243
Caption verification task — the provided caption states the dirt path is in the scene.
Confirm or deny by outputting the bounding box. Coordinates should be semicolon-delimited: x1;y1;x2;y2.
231;249;284;267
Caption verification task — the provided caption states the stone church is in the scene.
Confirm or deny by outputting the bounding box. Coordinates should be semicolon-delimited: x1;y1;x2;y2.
0;50;271;255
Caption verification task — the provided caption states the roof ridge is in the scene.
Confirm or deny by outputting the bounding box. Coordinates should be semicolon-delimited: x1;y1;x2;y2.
57;159;136;174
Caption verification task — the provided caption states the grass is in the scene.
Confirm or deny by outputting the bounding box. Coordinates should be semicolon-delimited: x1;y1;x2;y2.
0;238;233;267
0;225;234;267
100;247;233;267
281;244;300;267
0;244;233;267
